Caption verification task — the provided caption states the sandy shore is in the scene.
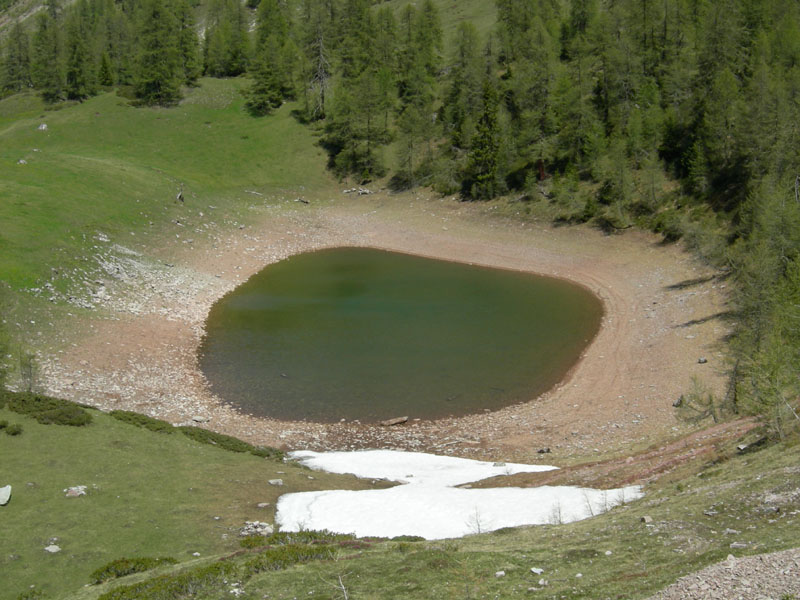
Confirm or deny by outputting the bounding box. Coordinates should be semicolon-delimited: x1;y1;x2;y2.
38;193;731;464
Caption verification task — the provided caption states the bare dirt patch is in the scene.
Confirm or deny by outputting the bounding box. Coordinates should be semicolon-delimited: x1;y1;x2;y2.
37;193;732;466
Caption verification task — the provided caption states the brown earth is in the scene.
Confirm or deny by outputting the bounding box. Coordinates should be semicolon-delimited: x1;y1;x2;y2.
37;192;735;470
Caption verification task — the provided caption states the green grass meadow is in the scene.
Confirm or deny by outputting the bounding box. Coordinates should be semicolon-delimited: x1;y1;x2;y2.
0;405;383;599
0;78;332;289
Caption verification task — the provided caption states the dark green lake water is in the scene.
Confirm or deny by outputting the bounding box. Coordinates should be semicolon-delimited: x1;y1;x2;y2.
198;247;602;423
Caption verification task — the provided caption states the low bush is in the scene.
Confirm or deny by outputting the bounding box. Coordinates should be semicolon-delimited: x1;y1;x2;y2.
109;410;175;434
263;530;355;546
6;423;23;436
0;419;7;429
90;557;178;584
98;560;236;600
239;535;269;549
391;535;425;542
177;426;283;460
4;392;93;426
244;544;333;574
98;545;332;599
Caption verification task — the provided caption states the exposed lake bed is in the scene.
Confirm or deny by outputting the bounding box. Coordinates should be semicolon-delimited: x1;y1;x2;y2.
37;192;730;465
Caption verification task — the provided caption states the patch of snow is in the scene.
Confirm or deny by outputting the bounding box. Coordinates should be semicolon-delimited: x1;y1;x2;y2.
276;450;642;540
289;449;556;486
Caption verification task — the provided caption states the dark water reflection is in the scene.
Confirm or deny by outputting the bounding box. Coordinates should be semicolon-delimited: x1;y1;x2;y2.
199;248;602;423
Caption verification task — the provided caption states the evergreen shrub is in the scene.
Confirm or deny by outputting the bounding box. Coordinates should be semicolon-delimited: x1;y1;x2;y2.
90;557;178;584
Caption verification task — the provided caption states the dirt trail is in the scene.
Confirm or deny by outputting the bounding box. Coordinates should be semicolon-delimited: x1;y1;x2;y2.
37;193;732;465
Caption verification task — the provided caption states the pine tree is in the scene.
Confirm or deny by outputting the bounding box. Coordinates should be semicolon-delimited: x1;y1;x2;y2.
64;11;94;100
246;38;283;115
175;0;201;85
134;0;182;105
2;21;32;94
31;8;64;102
465;79;505;199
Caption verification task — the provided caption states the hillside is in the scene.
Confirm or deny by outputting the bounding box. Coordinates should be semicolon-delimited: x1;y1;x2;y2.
1;0;800;598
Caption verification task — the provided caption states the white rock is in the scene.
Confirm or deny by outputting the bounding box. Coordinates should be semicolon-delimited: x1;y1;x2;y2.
530;567;544;575
0;485;10;506
44;545;61;553
495;571;505;578
64;485;87;497
604;550;612;556
538;578;548;586
268;479;284;486
192;415;210;423
38;123;48;131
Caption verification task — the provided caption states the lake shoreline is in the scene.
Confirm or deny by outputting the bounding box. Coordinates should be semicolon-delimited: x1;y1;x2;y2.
38;191;731;465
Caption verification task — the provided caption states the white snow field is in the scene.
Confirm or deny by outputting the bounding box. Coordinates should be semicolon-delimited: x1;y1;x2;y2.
275;450;642;540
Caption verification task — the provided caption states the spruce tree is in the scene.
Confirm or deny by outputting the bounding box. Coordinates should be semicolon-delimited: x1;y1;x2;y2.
31;9;64;102
2;21;32;94
134;0;182;105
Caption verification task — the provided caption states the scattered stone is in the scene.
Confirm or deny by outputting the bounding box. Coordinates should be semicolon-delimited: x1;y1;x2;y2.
641;516;653;524
673;396;683;408
192;552;201;557
730;542;748;549
698;357;708;364
723;528;740;535
17;159;27;164
192;415;210;423
44;545;61;553
268;479;284;486
256;502;271;509
493;462;506;467
239;521;274;536
38;123;48;131
530;567;544;575
703;509;718;516
0;485;10;506
576;573;583;578
495;570;505;578
538;578;548;586
537;447;551;454
605;550;613;556
64;485;87;497
380;416;409;427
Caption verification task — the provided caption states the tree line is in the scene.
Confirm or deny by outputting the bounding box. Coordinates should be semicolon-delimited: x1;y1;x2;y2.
2;0;800;436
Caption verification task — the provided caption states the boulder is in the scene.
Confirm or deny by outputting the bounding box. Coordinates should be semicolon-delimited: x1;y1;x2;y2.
0;485;11;506
44;545;61;553
239;521;274;536
38;123;48;131
268;479;284;486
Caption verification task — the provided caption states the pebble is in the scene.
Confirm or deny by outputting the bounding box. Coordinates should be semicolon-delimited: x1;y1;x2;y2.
646;548;800;600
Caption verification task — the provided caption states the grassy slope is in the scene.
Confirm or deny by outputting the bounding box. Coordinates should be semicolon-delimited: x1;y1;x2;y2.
0;78;332;289
0;405;384;600
65;438;800;600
